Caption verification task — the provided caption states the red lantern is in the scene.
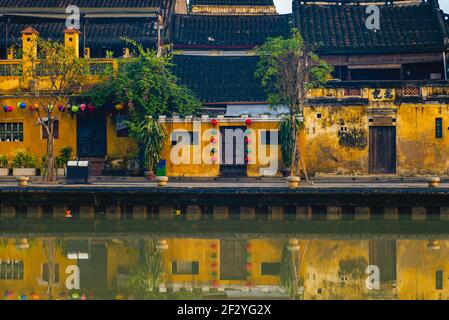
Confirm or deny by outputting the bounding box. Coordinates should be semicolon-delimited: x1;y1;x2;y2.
210;136;216;143
244;137;251;144
80;104;87;112
211;119;218;126
211;243;218;250
88;104;95;112
245;118;252;125
7;106;13;112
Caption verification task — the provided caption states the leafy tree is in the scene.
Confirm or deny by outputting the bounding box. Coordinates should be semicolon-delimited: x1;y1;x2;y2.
256;29;332;179
87;40;201;171
20;37;89;181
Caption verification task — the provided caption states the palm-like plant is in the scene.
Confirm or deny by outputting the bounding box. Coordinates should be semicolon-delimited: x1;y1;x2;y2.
128;116;168;172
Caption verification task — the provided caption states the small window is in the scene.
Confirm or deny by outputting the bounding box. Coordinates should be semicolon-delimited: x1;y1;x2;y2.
260;130;278;145
171;131;199;146
42;263;60;283
42;120;59;139
435;118;443;139
261;262;281;276
436;270;443;290
172;261;199;275
116;115;130;137
0;260;24;280
0;122;23;142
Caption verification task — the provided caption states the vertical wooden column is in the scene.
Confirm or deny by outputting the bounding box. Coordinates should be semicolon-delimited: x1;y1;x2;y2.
213;206;229;220
270;206;284;221
0;206;16;219
296;206;311;220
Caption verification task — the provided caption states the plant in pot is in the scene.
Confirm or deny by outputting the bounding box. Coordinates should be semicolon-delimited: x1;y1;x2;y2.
12;150;38;177
0;155;9;176
56;146;74;177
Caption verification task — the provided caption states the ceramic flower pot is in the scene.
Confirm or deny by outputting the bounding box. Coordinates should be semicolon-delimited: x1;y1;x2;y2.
286;176;300;189
156;176;169;186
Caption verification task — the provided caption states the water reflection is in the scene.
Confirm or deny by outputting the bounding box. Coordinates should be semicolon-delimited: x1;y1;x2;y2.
0;236;448;300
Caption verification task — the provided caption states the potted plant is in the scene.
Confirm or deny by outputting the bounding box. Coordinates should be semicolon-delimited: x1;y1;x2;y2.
12;150;38;176
56;146;74;177
0;155;9;176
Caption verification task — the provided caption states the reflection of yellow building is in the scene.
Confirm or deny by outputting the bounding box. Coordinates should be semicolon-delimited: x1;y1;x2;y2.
3;237;449;300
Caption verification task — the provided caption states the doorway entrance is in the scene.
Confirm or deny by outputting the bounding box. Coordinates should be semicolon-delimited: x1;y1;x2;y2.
369;126;396;174
219;126;247;177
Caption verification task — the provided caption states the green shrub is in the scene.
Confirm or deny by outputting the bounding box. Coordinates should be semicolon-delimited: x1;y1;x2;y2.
56;146;74;168
0;155;8;168
12;151;38;168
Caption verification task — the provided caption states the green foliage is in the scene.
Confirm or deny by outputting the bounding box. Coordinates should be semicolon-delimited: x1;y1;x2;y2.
278;116;303;168
0;155;8;168
56;146;74;168
280;246;295;296
127;240;164;295
255;28;333;110
86;39;201;118
128;116;169;171
12;150;38;168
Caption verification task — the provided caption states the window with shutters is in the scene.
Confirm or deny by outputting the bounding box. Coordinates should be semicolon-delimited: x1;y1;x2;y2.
41;120;59;139
436;270;443;290
435;118;443;139
260;130;278;145
261;262;281;276
172;261;199;275
0;260;24;280
42;263;60;283
0;122;23;142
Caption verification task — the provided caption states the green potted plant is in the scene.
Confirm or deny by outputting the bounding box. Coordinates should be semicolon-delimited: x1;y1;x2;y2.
56;146;74;177
12;150;38;177
0;155;9;176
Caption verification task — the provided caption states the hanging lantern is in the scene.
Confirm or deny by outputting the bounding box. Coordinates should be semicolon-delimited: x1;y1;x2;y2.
71;292;80;300
88;104;95;113
211;147;217;154
211;129;217;135
245;157;251;163
58;105;65;112
245;148;251;153
211;119;218;126
80;104;87;112
211;156;217;163
3;106;8;112
47;104;54;112
244;129;251;134
245;118;252;125
71;105;79;113
210;136;216;143
115;103;124;111
18;294;27;300
244;137;251;144
18;102;26;109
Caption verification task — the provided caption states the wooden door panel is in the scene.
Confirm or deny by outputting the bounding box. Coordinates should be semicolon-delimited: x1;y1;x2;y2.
369;126;396;174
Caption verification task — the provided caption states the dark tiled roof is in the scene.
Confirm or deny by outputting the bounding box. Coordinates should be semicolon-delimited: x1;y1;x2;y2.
0;0;166;7
0;17;156;50
293;1;446;54
171;14;291;48
172;55;266;103
190;0;274;6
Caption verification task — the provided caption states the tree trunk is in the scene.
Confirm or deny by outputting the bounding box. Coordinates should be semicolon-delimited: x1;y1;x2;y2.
44;129;56;182
289;113;298;177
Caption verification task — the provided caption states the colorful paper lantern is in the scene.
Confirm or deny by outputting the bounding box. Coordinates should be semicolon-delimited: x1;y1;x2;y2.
18;102;26;109
211;148;217;154
47;104;54;112
211;157;217;163
244;137;251;144
88;104;95;112
210;136;216;143
71;292;80;300
58;105;65;112
71;105;79;113
245;148;251;153
115;103;124;111
3;106;8;112
80;104;87;111
18;294;27;300
211;129;217;135
211;119;218;126
245;129;251;134
245;157;251;163
245;118;252;125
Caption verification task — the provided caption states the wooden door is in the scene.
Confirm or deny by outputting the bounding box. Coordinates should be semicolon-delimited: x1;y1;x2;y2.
369;240;397;282
220;240;247;280
219;126;247;177
369;126;396;174
77;112;107;157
